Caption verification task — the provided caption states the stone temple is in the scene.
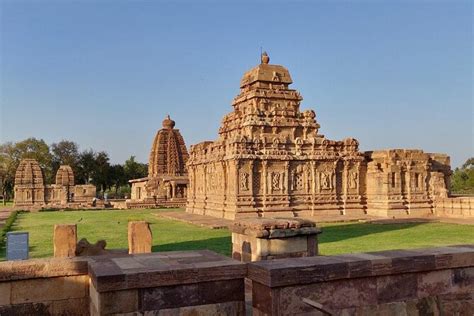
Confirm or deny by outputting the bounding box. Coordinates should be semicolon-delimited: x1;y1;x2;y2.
186;53;451;219
14;159;96;207
128;115;189;208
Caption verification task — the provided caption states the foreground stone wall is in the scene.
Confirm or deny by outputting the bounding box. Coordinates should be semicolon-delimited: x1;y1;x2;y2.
435;196;474;218
248;245;474;315
0;258;90;315
0;250;246;316
1;246;472;315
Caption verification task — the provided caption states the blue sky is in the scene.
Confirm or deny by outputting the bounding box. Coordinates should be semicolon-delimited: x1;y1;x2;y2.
1;0;472;168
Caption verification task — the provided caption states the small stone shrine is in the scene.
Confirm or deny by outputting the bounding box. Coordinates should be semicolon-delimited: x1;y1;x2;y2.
186;53;451;219
128;115;189;208
13;159;96;207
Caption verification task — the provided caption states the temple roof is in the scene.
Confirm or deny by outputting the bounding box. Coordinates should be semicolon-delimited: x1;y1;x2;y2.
55;165;75;186
240;52;292;88
148;116;189;177
14;158;44;186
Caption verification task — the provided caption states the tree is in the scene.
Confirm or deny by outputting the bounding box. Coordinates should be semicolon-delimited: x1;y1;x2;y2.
451;157;474;194
92;151;110;193
9;138;53;182
76;150;97;185
51;140;80;177
124;156;148;181
0;142;17;203
108;164;127;195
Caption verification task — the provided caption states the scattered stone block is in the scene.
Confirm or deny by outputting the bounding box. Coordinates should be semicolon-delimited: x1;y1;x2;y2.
53;224;77;258
128;221;152;254
231;217;321;262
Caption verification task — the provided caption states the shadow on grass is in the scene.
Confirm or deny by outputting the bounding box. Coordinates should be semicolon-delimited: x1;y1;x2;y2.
318;222;425;244
152;236;231;257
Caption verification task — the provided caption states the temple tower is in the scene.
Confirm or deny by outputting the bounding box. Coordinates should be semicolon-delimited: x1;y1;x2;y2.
14;159;46;206
129;116;189;207
186;53;366;219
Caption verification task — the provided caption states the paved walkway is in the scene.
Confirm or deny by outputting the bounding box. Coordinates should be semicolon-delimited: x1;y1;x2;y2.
0;207;16;231
155;211;233;229
155;210;474;229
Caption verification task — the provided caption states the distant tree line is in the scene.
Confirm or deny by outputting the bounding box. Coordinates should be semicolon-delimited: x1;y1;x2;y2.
0;138;148;201
451;158;474;195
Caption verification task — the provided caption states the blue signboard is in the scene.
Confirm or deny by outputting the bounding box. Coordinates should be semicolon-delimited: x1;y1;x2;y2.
6;232;29;261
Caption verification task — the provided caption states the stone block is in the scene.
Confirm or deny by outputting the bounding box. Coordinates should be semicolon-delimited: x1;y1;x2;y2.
0;302;52;315
417;269;453;298
91;282;138;315
51;297;89;316
11;275;88;304
376;273;418;304
54;224;77;258
140;279;244;311
127;221;152;254
0;282;11;305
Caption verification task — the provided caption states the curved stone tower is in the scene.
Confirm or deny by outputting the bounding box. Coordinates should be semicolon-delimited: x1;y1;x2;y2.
55;165;75;186
14;159;46;206
148;115;189;177
129;115;190;207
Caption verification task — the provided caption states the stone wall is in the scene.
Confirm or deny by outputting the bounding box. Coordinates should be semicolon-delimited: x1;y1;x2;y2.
0;250;246;316
1;246;473;315
248;245;474;315
435;196;474;218
0;257;90;315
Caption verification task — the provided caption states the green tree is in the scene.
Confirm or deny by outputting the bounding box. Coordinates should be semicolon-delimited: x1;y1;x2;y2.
92;151;110;194
0;142;17;203
451;157;474;194
108;164;127;195
124;156;148;181
9;138;53;183
51;140;80;177
76;150;97;185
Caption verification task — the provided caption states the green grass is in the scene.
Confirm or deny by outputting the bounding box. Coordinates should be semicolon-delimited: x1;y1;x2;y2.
1;209;230;260
0;201;13;208
318;222;474;255
1;209;473;260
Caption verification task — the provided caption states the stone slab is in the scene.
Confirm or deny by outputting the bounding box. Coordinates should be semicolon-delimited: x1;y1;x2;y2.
6;232;29;261
53;224;77;258
88;249;247;292
247;245;474;288
0;257;89;282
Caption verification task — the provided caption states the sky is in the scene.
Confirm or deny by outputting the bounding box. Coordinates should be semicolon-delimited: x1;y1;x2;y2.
0;0;472;168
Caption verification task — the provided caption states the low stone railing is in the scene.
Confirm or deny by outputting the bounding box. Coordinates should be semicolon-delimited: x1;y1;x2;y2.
435;196;474;218
248;245;474;315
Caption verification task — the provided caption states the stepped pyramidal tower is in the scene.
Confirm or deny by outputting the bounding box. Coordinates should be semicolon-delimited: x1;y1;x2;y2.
186;53;451;219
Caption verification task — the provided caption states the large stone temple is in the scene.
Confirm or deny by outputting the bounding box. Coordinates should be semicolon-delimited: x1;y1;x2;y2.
128;115;189;207
14;159;96;207
186;53;451;219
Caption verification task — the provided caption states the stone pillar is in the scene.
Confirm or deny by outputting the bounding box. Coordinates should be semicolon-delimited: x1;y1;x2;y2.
128;221;152;254
171;182;176;199
54;224;77;258
231;218;321;262
342;160;349;215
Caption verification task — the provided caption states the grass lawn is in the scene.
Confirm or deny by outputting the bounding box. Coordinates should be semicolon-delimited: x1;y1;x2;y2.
0;201;13;208
1;209;473;260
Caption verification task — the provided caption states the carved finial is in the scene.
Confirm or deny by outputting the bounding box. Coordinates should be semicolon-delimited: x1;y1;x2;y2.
162;115;175;129
261;51;270;64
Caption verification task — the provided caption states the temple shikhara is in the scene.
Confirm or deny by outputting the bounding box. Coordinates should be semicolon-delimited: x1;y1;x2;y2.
14;159;96;207
186;53;451;219
128;115;189;207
